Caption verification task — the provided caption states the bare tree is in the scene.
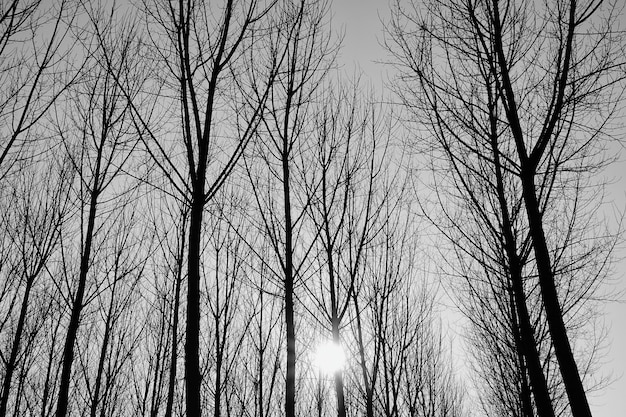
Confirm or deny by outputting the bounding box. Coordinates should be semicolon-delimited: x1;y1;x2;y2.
97;1;285;414
242;1;336;415
388;31;555;412
385;0;625;415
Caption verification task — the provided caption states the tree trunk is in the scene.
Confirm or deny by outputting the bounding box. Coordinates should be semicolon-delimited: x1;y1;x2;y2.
490;0;592;413
89;285;116;417
282;149;296;417
284;273;296;417
185;194;204;417
331;305;346;417
511;268;555;417
0;278;33;417
353;294;375;417
509;286;535;417
332;361;347;417
520;172;592;417
165;271;182;417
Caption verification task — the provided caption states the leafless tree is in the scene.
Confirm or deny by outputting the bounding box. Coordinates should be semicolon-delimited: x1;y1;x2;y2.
385;0;625;415
97;1;285;414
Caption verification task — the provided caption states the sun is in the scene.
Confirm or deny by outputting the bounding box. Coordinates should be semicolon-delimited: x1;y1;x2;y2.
313;341;346;375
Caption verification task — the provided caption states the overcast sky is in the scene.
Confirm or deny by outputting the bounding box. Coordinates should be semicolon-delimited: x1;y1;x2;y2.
329;1;626;416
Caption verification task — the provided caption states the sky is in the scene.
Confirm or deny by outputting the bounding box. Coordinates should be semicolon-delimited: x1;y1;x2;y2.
329;1;626;416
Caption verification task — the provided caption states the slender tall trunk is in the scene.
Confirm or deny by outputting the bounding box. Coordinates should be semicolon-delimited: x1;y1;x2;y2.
41;314;62;417
149;313;167;417
490;0;592;413
328;268;346;417
331;323;347;417
285;282;296;417
0;278;33;417
511;267;555;417
165;271;182;417
508;286;534;417
256;288;264;417
316;372;323;417
213;274;223;417
185;192;204;417
282;143;296;417
521;172;591;417
352;293;375;417
510;269;556;417
56;185;99;417
89;283;116;417
10;364;27;417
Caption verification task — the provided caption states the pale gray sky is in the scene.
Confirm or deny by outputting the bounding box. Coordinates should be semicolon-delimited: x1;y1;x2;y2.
330;1;626;416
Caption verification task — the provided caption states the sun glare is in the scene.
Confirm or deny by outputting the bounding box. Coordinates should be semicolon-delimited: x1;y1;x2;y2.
313;341;346;375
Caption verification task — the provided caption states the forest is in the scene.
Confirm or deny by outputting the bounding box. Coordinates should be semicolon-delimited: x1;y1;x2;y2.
0;0;624;416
